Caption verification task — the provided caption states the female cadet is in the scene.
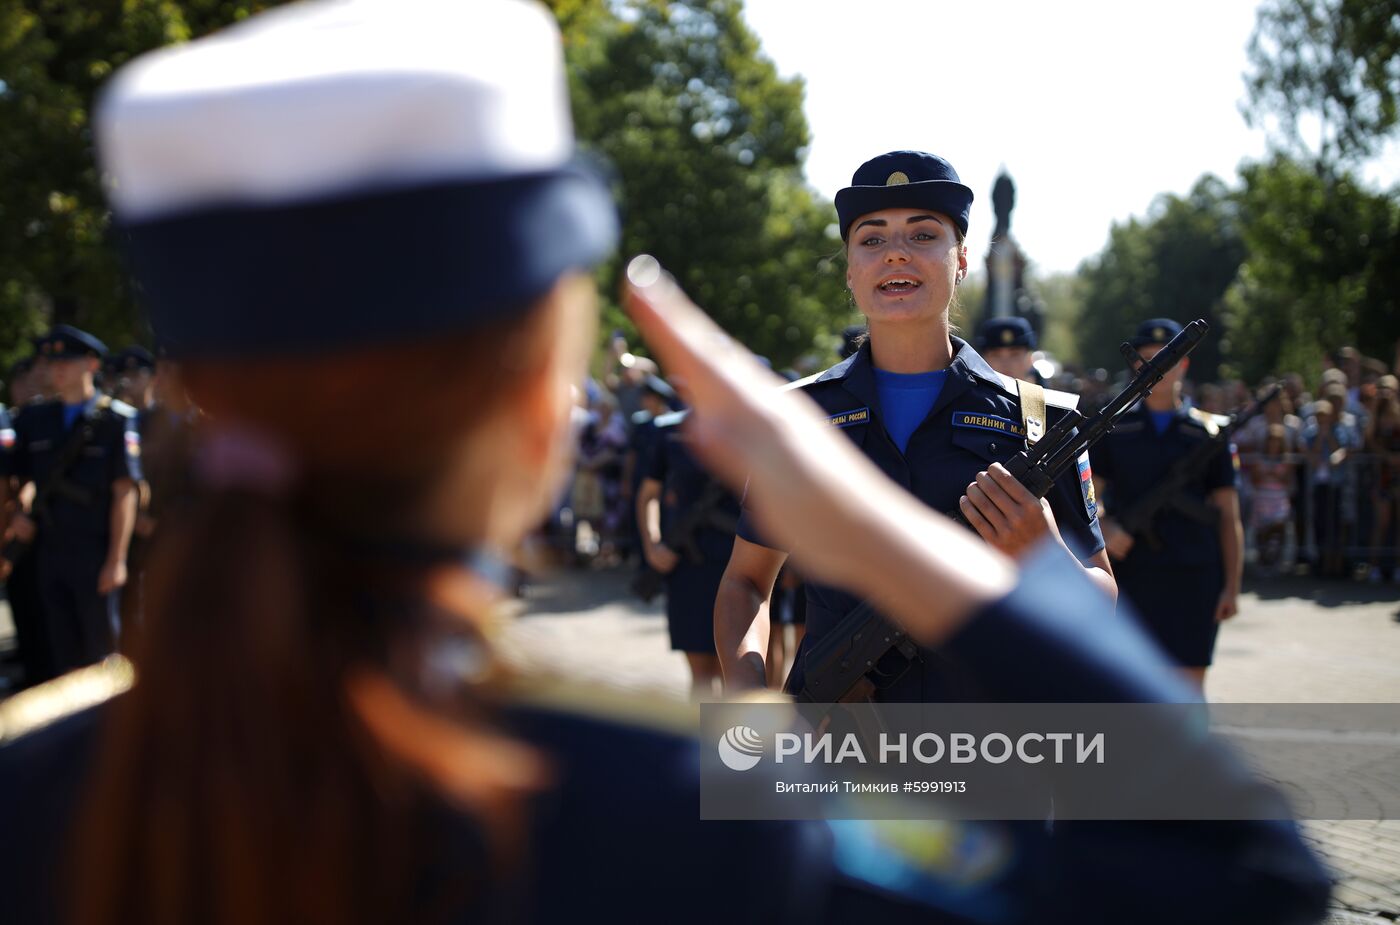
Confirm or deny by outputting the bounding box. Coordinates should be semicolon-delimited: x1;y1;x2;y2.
714;151;1114;697
636;409;736;697
1094;319;1245;692
0;3;1326;924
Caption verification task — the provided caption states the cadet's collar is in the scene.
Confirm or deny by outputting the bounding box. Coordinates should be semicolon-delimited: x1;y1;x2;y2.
813;342;865;384
815;335;1008;392
947;336;1013;392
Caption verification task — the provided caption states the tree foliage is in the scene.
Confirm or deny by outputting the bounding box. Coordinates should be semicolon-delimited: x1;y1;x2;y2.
1075;176;1244;380
552;0;846;367
0;2;278;369
1243;0;1400;166
1222;156;1399;383
1;0;844;372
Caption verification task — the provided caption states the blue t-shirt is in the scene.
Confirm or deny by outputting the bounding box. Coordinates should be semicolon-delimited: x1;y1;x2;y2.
61;400;90;431
1149;410;1175;434
874;368;949;453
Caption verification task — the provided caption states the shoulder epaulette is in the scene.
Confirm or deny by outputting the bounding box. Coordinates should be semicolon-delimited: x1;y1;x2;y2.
653;409;689;429
1186;407;1229;436
0;656;134;745
106;397;138;419
784;370;824;392
502;672;699;735
501;668;792;736
994;372;1080;411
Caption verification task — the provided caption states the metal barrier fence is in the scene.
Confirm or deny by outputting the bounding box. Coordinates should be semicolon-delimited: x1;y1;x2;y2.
1238;451;1400;574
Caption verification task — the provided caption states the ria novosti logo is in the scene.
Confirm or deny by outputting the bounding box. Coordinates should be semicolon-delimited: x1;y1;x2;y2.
718;725;765;771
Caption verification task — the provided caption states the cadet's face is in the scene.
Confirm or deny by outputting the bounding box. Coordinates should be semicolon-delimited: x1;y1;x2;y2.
48;356;92;392
983;346;1033;380
846;208;965;324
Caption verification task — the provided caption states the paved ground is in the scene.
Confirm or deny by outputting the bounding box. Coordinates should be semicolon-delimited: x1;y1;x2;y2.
501;567;1400;922
3;570;1397;919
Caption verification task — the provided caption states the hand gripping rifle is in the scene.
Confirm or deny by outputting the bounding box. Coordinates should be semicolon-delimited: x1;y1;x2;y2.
1114;383;1281;550
1;406;102;569
631;480;739;602
794;320;1210;708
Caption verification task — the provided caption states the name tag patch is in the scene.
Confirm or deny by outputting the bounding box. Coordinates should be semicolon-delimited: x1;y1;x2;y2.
951;411;1026;438
827;407;870;428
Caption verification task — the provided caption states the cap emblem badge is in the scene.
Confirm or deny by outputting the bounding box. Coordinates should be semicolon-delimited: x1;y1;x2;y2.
885;171;910;186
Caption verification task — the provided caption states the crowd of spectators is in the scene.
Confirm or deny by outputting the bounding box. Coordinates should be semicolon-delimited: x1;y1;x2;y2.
547;327;1400;586
1065;342;1400;583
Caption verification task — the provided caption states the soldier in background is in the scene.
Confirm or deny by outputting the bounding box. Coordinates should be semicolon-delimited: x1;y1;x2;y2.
637;409;738;697
122;352;200;637
1093;319;1244;692
975;316;1041;384
110;346;157;411
3;326;141;674
3;353;50;687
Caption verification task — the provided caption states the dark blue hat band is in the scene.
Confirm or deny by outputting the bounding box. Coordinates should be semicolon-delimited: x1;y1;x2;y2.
836;151;973;240
1130;318;1184;348
120;166;618;359
977;317;1036;350
41;324;108;359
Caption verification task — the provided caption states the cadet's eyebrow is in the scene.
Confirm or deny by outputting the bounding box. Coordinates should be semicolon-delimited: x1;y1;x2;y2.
854;214;945;233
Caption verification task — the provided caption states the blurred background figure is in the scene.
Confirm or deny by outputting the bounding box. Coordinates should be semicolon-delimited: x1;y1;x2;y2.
974;316;1040;384
1093;319;1243;693
636;410;736;698
3;326;140;677
1249;424;1296;575
109;346;156;411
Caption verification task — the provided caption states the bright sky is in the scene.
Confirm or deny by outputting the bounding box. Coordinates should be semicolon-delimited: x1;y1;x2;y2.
741;0;1399;276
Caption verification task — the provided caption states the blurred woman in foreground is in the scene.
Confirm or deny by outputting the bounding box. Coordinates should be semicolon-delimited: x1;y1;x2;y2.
0;1;1327;924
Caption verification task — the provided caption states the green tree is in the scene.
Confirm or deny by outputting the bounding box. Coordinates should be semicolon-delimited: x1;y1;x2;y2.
1243;0;1400;166
556;0;846;367
0;2;278;369
1222;156;1399;382
1076;176;1244;380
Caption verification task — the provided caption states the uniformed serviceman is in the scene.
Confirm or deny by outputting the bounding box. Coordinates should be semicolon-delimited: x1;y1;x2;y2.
2;326;141;675
1092;318;1244;691
636;408;739;697
975;316;1040;384
0;4;1327;923
3;353;51;688
111;345;157;411
715;150;1114;699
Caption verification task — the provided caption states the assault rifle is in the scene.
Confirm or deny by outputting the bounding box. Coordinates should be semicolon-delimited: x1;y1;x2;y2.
1114;383;1281;550
631;480;739;602
1;405;102;568
795;320;1210;708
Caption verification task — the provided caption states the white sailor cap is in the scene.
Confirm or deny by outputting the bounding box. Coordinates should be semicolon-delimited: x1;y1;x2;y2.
96;0;617;358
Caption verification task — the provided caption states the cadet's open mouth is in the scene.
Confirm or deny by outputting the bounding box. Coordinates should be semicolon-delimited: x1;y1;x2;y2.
878;277;921;293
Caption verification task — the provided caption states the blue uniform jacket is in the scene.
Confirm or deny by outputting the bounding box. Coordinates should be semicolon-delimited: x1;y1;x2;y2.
4;398;142;542
0;547;1329;924
646;410;740;565
1093;403;1239;568
738;338;1104;702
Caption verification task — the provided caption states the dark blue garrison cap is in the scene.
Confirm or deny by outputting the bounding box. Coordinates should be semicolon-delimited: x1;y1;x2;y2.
95;0;618;360
976;316;1037;351
115;345;156;372
39;325;108;360
1130;318;1183;348
835;151;974;240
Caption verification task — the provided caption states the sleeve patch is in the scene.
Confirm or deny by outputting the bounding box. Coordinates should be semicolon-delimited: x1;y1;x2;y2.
1076;452;1096;518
